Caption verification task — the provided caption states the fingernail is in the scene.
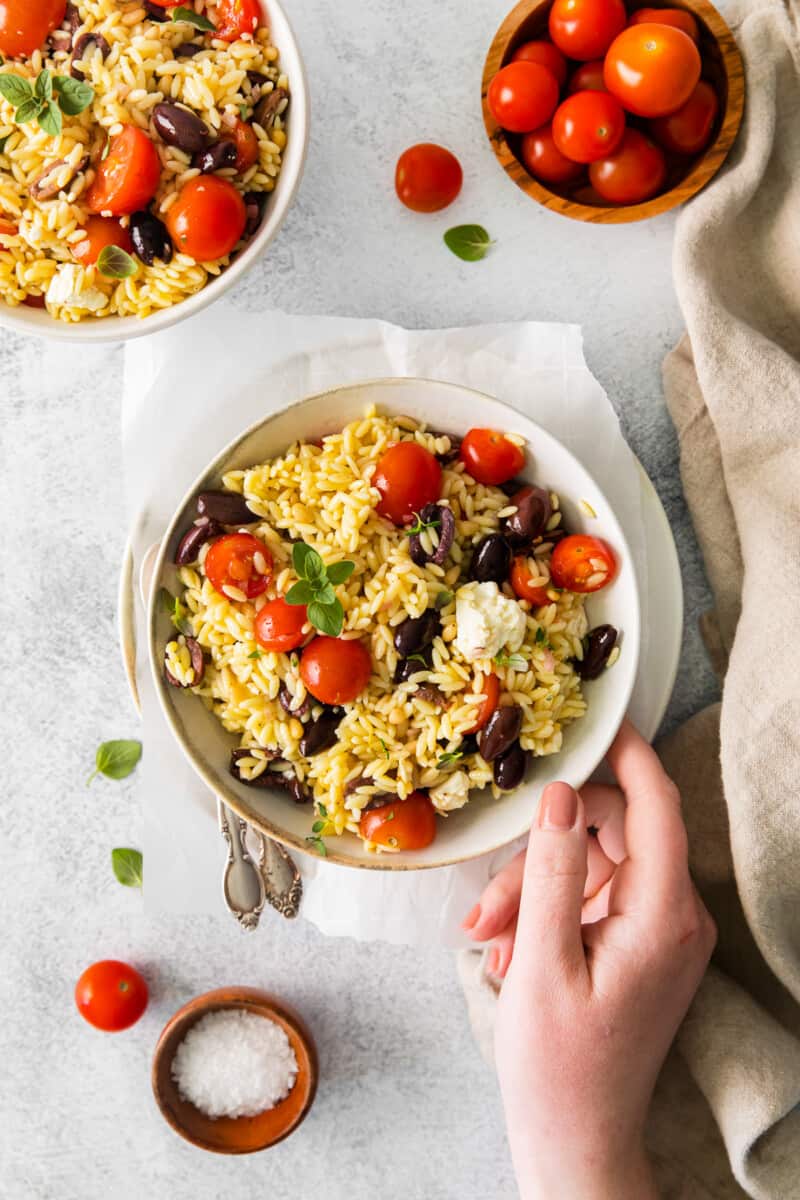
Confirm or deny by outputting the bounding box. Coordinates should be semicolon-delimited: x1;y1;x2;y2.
462;903;481;932
539;782;578;831
486;947;500;976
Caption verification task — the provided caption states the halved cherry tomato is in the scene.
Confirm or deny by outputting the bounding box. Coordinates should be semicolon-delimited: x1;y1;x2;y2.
373;441;442;525
510;40;568;88
359;791;437;851
604;24;701;118
549;0;626;61
650;80;719;156
86;126;161;216
75;960;148;1032
300;636;372;705
465;672;500;734
0;0;66;57
520;125;585;185
395;143;463;213
552;91;626;163
166;176;246;261
459;428;525;486
589;129;666;204
550;535;616;593
205;532;273;600
487;62;560;134
0;218;17;239
628;7;699;41
223;119;259;173
215;0;261;41
510;555;551;606
73;216;134;266
255;596;307;653
567;60;608;95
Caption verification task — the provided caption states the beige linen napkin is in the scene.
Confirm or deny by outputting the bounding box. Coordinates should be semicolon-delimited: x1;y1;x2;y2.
460;3;800;1196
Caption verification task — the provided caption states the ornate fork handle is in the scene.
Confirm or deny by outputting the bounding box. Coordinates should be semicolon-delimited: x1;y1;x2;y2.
218;799;303;928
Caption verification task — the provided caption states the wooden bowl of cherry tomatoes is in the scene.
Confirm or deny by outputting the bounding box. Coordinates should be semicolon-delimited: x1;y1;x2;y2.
482;0;744;222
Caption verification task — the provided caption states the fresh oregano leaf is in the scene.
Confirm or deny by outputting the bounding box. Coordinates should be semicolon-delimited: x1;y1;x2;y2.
308;599;343;637
305;834;328;856
97;244;137;279
325;561;355;586
171;6;216;31
285;579;314;606
443;224;494;263
52;75;95;116
437;750;464;767
88;740;142;786
37;100;62;137
111;847;143;888
0;75;33;108
434;589;453;610
14;98;41;127
35;70;53;103
314;582;336;606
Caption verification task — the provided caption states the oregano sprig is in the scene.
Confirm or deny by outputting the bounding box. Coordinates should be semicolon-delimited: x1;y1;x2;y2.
285;543;355;637
0;70;94;138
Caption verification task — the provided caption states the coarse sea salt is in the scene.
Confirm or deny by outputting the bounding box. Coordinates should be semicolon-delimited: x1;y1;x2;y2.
171;1009;298;1119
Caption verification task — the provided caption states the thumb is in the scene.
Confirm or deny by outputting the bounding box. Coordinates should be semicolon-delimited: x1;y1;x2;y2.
512;782;589;986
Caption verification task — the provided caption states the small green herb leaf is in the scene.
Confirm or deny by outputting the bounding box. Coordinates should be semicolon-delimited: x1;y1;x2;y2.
535;627;547;645
38;100;62;137
52;75;95;116
437;750;464;768
285;579;314;606
305;834;328;856
311;819;326;834
171;6;216;31
0;75;34;108
88;740;142;786
289;542;355;635
97;244;137;279
291;542;318;577
238;103;248;120
407;509;441;536
377;737;389;760
314;582;336;606
111;847;143;888
247;649;263;659
35;71;53;103
325;560;355;586
493;650;528;671
307;599;343;637
443;224;494;263
14;98;41;127
0;134;9;155
434;589;454;610
318;803;328;817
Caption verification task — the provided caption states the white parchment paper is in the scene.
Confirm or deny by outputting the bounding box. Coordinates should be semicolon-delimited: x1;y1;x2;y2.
123;304;649;944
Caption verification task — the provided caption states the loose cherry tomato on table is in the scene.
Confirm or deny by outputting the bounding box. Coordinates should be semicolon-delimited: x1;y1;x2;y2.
215;0;261;42
550;534;616;593
604;24;701;117
75;960;148;1032
487;62;560;134
73;216;134;266
549;0;626;60
166;176;246;261
510;555;551;606
566;60;608;95
520;125;585;185
589;128;666;203
459;428;525;486
359;791;437;851
510;40;568;88
394;144;462;213
222;119;260;173
255;596;307;653
628;7;699;41
300;636;372;705
205;532;273;600
465;672;500;734
373;441;442;525
552;91;626;163
0;0;66;57
650;80;719;156
86;126;161;216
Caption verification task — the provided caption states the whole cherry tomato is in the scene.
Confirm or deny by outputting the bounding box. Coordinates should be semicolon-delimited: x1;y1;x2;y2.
487;62;560;134
373;441;442;525
223;119;259;172
549;0;626;60
520;125;585;185
604;24;701;117
215;0;261;42
550;534;617;593
86;126;161;216
552;91;626;163
75;960;148;1032
465;671;500;734
510;555;551;606
589;128;666;203
300;636;372;705
649;80;719;155
255;596;307;653
394;144;462;213
73;216;134;266
0;0;65;57
566;60;609;95
166;176;246;261
628;7;699;41
459;428;525;486
359;791;437;851
510;40;568;88
205;532;273;600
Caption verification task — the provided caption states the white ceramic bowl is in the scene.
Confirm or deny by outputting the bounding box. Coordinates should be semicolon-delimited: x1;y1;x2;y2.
0;0;308;344
148;378;641;870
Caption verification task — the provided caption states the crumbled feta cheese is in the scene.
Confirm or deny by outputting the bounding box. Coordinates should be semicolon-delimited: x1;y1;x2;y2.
429;771;471;813
454;581;526;662
46;264;106;312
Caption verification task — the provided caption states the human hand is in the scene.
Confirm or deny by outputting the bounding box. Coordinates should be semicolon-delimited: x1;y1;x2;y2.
465;720;716;1200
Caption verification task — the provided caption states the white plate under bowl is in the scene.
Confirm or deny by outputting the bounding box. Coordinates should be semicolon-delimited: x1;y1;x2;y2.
0;0;309;344
147;378;641;870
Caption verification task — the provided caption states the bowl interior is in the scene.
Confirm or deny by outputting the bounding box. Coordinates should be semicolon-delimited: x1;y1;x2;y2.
149;378;641;870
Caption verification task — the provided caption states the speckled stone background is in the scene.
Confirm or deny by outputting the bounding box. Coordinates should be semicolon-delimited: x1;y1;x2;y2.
1;1;726;1196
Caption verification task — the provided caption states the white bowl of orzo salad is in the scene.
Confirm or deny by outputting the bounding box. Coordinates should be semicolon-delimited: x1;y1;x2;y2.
0;0;308;340
149;379;641;870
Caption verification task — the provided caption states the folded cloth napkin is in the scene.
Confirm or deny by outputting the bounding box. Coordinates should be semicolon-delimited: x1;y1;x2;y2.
460;3;800;1196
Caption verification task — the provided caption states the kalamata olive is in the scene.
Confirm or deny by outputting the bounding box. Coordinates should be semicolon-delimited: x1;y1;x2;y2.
359;792;395;813
393;610;440;658
153;103;209;154
130;210;173;266
278;681;311;720
503;485;552;547
414;683;446;707
493;741;528;791
70;32;111;78
577;625;618;680
408;503;455;567
164;635;205;688
274;771;311;804
196;490;257;525
394;644;433;683
194;140;238;174
469;533;512;584
144;0;170;19
478;704;523;762
174;516;223;565
253;86;289;130
299;710;341;756
229;750;309;802
174;42;203;57
243;191;266;238
459;733;479;757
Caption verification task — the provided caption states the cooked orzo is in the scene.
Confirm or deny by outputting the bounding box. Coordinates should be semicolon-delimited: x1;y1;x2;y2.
163;408;621;855
0;0;288;321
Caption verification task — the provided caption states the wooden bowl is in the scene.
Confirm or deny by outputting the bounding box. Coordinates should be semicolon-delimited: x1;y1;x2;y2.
152;987;318;1154
482;0;745;222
